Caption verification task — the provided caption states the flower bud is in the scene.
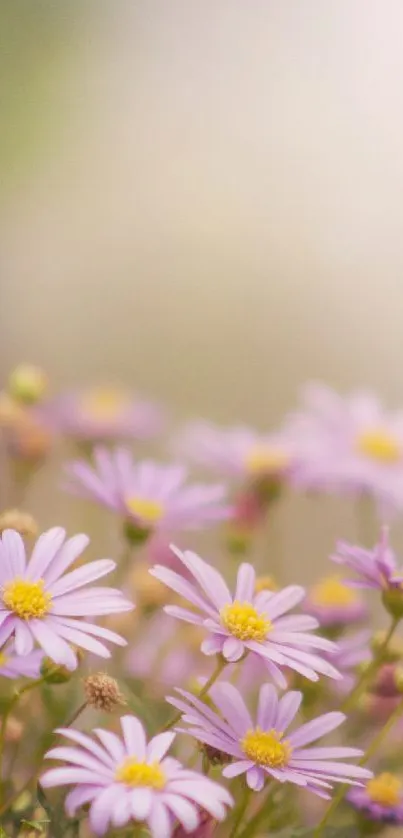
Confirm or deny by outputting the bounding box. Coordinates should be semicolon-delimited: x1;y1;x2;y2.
371;664;401;698
200;743;232;766
8;364;47;405
84;673;125;712
0;391;24;427
41;659;73;684
11;415;52;462
0;509;38;538
124;519;151;547
382;588;403;620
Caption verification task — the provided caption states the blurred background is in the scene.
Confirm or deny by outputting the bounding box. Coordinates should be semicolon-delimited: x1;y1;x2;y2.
2;0;403;575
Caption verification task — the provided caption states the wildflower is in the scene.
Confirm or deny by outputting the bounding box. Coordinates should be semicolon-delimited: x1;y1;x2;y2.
348;772;403;824
40;387;163;443
65;448;230;543
287;382;403;513
0;527;133;670
169;682;371;795
176;421;296;486
332;528;403;617
305;575;367;628
41;715;233;837
151;548;340;686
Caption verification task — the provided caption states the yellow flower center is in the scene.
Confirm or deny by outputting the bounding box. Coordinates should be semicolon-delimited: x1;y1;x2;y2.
310;576;358;608
125;497;164;524
241;728;292;768
2;578;51;620
367;773;402;807
220;601;271;641
245;447;289;476
255;575;278;593
0;653;8;667
115;759;166;789
356;430;401;463
81;388;129;420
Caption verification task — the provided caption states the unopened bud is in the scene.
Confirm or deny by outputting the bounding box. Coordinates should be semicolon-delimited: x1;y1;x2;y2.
8;364;48;405
382;587;403;620
11;416;52;462
84;673;125;712
0;391;24;427
0;509;38;538
124;519;151;547
371;664;401;698
200;743;232;766
41;652;82;684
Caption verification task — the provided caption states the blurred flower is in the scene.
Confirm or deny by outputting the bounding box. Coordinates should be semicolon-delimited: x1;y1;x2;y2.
151;548;340;686
0;509;38;538
8;364;48;405
126;612;207;691
0;527;133;669
40;386;163;443
41;715;233;837
287;382;403;513
175;421;297;486
169;682;371;795
65;448;231;544
0;643;43;679
332;528;403;618
321;630;371;695
305;575;367;628
348;772;403;824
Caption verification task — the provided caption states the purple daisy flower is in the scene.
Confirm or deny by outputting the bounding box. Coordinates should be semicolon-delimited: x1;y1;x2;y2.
65;448;231;539
39;386;163;444
287;382;403;514
322;631;371;696
331;527;403;591
0;644;44;679
0;528;133;670
151;548;341;686
304;575;368;628
348;772;403;824
175;421;297;483
168;682;371;796
40;715;233;837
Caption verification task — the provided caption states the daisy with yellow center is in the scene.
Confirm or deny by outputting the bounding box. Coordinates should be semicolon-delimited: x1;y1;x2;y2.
356;429;401;463
81;388;130;421
349;771;403;822
125;497;164;525
367;773;402;807
2;578;52;620
307;575;367;626
220;601;271;642
115;759;166;789
168;682;371;795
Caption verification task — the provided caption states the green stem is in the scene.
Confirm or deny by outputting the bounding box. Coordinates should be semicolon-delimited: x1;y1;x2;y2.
229;784;251;838
0;676;45;805
314;695;403;837
237;785;274;838
62;701;87;729
161;657;227;732
341;617;399;713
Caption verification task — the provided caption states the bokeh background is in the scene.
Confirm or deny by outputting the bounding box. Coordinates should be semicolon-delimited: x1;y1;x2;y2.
3;0;403;575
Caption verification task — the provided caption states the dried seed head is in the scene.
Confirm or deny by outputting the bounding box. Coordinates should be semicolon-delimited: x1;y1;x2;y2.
84;673;125;712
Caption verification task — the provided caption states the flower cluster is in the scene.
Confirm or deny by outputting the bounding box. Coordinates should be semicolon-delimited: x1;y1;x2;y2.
1;370;403;838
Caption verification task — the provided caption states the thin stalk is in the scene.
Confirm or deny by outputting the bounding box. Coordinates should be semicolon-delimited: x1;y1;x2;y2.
228;785;251;838
341;617;399;713
161;657;227;732
0;676;45;804
314;695;403;837
237;785;274;838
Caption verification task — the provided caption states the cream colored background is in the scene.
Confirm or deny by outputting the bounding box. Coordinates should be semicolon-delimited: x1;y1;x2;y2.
2;1;403;577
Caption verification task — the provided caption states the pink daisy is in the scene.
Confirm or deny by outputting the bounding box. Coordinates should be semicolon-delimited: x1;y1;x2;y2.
40;715;233;837
0;643;43;679
348;772;403;825
175;421;296;484
304;575;368;628
39;386;163;443
65;448;230;541
151;548;341;686
0;528;133;670
331;527;403;591
168;682;371;796
286;382;403;514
